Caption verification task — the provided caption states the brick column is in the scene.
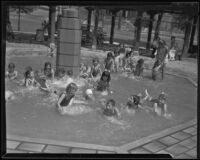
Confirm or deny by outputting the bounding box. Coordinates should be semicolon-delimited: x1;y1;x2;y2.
56;8;81;77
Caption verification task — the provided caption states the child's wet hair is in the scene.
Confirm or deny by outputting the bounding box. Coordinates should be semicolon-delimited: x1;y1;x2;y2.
44;62;52;69
100;70;111;82
106;99;116;107
8;63;15;69
24;66;33;78
130;95;140;105
107;52;113;58
66;82;78;93
158;92;166;101
137;58;144;64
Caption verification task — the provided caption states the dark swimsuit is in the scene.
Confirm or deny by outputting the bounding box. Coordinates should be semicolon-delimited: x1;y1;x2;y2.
103;108;117;117
60;94;75;107
97;81;109;92
44;69;53;79
105;59;113;71
127;95;140;109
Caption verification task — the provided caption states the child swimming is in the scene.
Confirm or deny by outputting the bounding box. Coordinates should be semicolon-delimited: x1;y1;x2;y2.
5;63;18;80
144;90;170;118
134;58;144;77
95;70;113;96
104;52;115;72
80;64;91;79
24;68;38;87
57;83;91;115
90;57;102;81
43;62;54;82
122;90;150;114
57;82;78;114
102;99;121;119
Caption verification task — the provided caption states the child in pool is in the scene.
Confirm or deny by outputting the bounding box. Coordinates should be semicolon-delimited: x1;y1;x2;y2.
55;68;66;80
134;58;144;77
144;90;170;117
34;70;51;92
57;82;78;114
102;99;121;119
80;64;91;79
84;89;95;101
122;90;150;113
24;68;38;87
95;70;113;95
5;63;18;80
104;52;115;72
113;50;121;73
43;62;54;81
90;57;102;81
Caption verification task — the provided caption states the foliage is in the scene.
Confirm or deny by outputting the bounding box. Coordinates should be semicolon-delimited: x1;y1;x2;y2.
10;6;37;14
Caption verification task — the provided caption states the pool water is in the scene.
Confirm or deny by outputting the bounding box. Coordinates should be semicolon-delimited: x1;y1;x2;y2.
5;55;197;146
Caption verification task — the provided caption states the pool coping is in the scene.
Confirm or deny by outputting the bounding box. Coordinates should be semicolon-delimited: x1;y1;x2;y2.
7;118;197;153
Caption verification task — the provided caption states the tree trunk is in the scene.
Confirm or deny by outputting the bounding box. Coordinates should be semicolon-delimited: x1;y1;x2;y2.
110;11;117;44
118;11;122;30
18;7;21;31
154;13;163;40
48;6;52;39
189;15;198;51
182;21;192;57
92;9;99;49
146;13;155;50
50;6;56;43
87;8;92;32
135;11;143;51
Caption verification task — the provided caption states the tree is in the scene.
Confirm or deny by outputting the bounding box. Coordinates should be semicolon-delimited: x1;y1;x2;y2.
171;2;198;56
109;9;118;44
92;8;99;49
146;11;157;50
118;11;122;30
154;12;163;40
10;6;36;31
134;10;144;50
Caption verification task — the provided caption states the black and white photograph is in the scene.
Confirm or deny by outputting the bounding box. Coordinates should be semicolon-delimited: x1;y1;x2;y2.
2;1;199;159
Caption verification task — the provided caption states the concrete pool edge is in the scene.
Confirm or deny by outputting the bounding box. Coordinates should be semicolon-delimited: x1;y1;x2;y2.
7;118;197;153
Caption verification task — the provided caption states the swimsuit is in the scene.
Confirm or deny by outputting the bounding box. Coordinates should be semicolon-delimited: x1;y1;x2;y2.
60;93;75;107
103;108;117;117
97;81;109;92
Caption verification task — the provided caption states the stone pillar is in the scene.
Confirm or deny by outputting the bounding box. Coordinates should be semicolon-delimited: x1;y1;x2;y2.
56;8;81;77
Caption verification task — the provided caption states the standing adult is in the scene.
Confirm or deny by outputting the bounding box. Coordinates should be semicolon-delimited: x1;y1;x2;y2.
152;40;168;81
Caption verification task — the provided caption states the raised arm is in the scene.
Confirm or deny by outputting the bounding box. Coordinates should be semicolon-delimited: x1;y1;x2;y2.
57;93;65;108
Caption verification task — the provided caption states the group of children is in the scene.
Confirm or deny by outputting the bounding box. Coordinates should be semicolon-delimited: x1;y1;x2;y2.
6;46;170;119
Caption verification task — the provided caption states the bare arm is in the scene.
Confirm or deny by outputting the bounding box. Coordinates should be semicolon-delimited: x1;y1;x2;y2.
57;94;65;108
